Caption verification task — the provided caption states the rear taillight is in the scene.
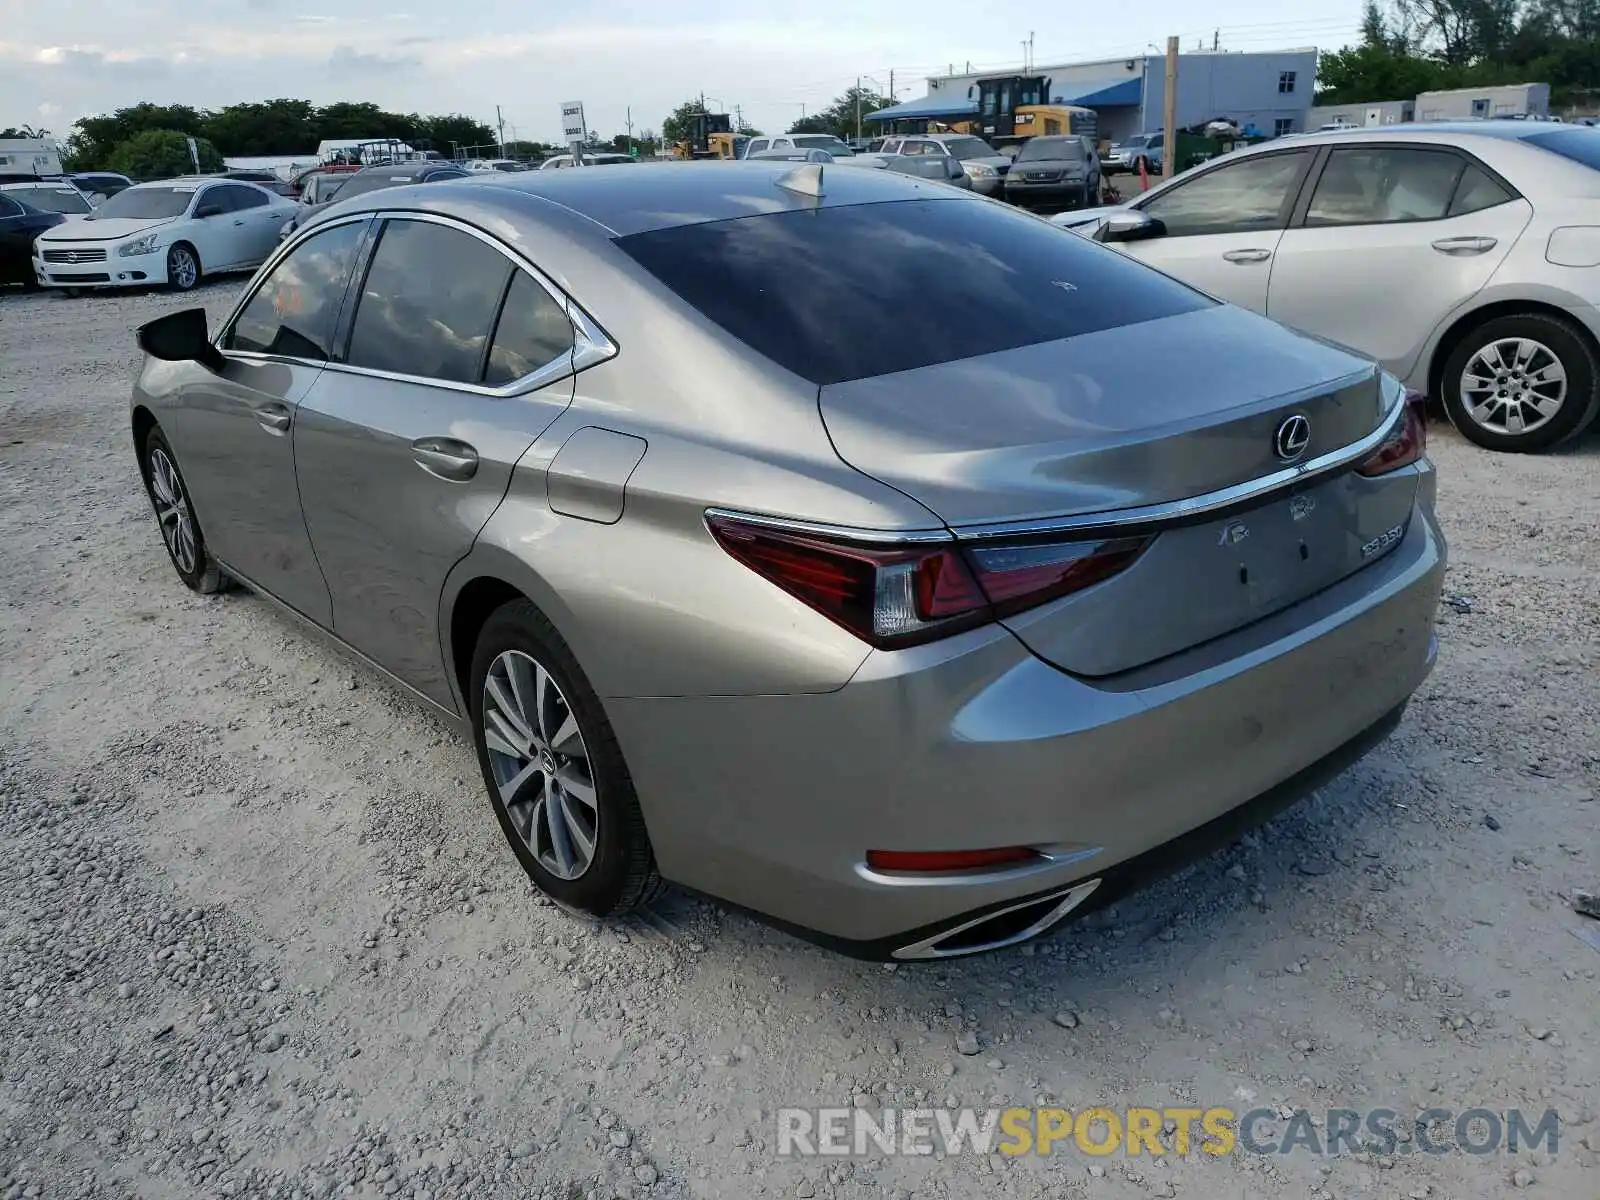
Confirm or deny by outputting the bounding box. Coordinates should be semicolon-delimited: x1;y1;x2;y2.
1357;390;1428;477
706;514;1150;650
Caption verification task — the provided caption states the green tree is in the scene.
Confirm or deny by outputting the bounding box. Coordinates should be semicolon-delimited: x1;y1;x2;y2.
785;85;890;140
409;113;497;157
64;103;206;170
201;99;317;155
106;129;223;180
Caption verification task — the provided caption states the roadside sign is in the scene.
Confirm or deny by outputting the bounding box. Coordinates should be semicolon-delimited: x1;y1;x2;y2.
561;101;588;165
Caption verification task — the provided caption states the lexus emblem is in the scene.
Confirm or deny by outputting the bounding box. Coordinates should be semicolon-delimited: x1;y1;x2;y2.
1274;414;1312;463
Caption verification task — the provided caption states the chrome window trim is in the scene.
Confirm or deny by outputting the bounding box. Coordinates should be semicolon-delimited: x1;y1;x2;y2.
956;380;1409;541
702;507;952;545
211;208;617;395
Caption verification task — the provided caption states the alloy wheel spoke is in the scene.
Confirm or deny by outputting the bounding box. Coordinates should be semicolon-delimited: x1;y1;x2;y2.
497;757;544;808
534;664;557;745
544;789;576;875
548;711;583;758
556;763;597;812
485;676;535;748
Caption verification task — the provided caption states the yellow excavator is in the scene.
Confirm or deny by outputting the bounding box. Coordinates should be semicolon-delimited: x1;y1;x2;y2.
674;112;745;159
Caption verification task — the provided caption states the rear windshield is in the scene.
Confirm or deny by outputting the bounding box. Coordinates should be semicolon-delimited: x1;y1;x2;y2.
3;186;90;214
617;199;1211;385
1018;137;1086;162
335;171;425;198
793;135;853;157
1522;127;1600;171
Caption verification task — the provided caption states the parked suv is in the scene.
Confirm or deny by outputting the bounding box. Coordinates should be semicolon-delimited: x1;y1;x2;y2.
872;134;1012;195
1004;135;1100;211
1055;122;1600;451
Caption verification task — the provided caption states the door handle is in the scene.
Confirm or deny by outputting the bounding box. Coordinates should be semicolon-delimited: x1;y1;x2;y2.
254;403;291;435
1431;236;1497;255
411;437;479;482
1222;248;1273;263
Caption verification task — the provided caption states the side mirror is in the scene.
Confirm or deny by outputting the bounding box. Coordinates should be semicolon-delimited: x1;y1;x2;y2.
1094;210;1167;244
194;202;224;219
945;158;964;178
138;308;224;370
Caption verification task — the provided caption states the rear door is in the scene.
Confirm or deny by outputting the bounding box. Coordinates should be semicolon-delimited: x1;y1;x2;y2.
1266;144;1532;379
220;183;288;266
1120;147;1316;312
292;214;580;709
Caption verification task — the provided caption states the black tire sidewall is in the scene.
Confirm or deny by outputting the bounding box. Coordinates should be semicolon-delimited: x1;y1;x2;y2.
139;426;216;591
166;243;199;292
1441;314;1599;452
468;600;651;918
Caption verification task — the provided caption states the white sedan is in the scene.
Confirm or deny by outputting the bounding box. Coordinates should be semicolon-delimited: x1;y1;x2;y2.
0;180;97;221
1054;122;1600;452
32;178;296;293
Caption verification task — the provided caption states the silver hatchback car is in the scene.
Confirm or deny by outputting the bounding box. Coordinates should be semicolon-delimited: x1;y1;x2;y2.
131;164;1445;959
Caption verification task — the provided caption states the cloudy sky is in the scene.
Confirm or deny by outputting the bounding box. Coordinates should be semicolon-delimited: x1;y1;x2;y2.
3;0;1364;146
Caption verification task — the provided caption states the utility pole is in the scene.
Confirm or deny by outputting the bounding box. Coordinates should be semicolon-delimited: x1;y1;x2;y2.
735;104;743;130
495;105;505;158
856;75;862;140
1163;36;1179;179
1213;28;1220;51
889;70;895;102
626;105;633;156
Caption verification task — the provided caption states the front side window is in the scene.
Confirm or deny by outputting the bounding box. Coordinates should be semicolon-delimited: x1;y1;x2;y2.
1304;147;1467;226
345;219;512;384
483;272;575;385
1140;150;1311;237
617;197;1211;386
225;219;367;360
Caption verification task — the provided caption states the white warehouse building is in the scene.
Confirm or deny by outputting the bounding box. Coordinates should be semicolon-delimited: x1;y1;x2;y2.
867;48;1319;144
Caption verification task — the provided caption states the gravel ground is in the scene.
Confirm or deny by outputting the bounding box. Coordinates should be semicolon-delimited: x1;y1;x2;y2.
0;281;1597;1200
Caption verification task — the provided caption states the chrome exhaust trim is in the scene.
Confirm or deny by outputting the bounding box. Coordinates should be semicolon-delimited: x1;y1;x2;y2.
891;879;1102;961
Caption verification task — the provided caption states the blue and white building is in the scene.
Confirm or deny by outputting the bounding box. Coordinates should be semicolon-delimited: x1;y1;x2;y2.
868;48;1319;144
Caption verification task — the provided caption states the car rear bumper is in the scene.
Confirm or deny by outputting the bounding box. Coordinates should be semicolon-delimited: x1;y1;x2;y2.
608;497;1446;955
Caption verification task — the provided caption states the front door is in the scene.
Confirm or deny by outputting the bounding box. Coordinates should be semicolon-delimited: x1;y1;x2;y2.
292;216;581;708
183;183;241;272
1267;146;1532;379
172;217;372;625
1120;148;1315;314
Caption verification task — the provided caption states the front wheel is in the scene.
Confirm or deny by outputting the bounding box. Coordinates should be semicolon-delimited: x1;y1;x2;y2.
165;243;200;293
469;599;664;918
1440;313;1600;452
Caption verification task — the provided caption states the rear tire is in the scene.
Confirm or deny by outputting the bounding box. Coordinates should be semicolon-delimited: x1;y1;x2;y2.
469;599;664;919
1440;312;1600;452
137;425;231;593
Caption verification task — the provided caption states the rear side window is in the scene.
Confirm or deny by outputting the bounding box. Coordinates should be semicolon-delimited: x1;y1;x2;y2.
1449;164;1515;216
1304;147;1466;225
617;198;1211;386
223;184;269;210
226;220;367;360
346;219;512;383
484;272;574;385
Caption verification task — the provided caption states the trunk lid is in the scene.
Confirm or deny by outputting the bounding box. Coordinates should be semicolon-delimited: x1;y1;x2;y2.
819;303;1417;676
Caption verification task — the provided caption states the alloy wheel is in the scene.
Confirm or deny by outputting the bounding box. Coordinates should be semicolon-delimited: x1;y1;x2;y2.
1459;337;1567;436
169;247;197;290
148;447;198;575
481;649;599;880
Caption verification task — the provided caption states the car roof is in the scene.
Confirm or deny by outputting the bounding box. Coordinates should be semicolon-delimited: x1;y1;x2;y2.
1263;120;1583;147
328;160;975;238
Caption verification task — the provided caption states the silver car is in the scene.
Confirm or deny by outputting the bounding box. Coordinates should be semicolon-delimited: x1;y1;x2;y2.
129;164;1444;959
874;133;1013;195
1055;122;1600;452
